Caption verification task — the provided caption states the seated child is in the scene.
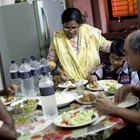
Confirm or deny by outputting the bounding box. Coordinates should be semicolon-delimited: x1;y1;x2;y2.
103;38;139;84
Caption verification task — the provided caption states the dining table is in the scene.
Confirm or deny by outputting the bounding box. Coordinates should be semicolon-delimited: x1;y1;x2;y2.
7;82;139;140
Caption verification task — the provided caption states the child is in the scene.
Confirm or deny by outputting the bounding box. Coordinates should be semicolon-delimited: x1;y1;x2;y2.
103;38;139;84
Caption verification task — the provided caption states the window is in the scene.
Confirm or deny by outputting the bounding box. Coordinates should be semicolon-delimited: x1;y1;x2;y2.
108;0;138;20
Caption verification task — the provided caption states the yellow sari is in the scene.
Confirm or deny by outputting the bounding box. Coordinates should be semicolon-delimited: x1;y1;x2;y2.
48;24;111;81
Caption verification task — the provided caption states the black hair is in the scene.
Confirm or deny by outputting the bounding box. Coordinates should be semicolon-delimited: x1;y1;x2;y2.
110;38;125;56
61;7;84;24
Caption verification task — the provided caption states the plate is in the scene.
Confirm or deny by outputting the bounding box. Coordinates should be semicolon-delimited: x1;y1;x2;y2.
58;80;88;89
55;91;78;107
86;80;118;91
76;93;96;105
112;95;139;108
0;96;17;105
54;109;99;128
37;92;78;108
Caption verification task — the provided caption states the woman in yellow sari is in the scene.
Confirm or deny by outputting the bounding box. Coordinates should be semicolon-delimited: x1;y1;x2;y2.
47;8;111;84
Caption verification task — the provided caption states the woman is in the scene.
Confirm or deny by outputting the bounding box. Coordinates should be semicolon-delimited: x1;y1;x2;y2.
47;8;111;84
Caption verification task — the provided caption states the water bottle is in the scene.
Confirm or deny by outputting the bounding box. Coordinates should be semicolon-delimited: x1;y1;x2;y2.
30;56;42;96
39;56;49;74
9;60;20;84
39;56;56;73
19;58;34;96
39;71;58;120
9;60;22;96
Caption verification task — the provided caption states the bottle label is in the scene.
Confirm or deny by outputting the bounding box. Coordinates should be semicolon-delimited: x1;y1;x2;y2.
39;86;55;96
41;66;49;74
20;71;32;79
10;72;20;79
31;69;42;76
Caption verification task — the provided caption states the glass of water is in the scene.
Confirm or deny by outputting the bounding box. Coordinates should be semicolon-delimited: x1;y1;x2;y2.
76;80;84;95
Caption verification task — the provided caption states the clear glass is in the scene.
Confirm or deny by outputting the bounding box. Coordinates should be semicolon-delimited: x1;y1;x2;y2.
13;113;31;135
76;80;84;95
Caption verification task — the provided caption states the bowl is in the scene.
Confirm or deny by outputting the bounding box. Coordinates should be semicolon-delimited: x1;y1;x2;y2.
13;113;31;124
22;104;38;113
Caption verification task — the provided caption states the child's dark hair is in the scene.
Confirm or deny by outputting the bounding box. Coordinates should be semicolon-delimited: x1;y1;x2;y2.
110;38;125;56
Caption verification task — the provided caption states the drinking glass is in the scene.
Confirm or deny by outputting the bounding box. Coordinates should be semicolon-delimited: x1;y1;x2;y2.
13;113;31;135
76;80;84;95
15;85;23;97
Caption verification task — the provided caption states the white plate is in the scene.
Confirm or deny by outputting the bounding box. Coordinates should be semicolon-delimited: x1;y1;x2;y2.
76;94;96;105
86;80;118;91
55;91;78;107
0;96;17;105
58;80;88;89
112;95;139;108
37;92;78;108
54;110;99;128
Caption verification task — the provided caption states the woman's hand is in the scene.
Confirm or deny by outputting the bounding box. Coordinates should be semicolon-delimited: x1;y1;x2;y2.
57;67;69;82
1;84;18;96
95;94;116;115
60;71;69;81
87;74;98;84
114;84;132;104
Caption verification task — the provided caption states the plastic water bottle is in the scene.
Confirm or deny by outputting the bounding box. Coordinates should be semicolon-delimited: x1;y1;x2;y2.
39;71;58;120
9;60;22;96
19;58;34;96
39;56;49;74
9;60;20;85
30;56;42;96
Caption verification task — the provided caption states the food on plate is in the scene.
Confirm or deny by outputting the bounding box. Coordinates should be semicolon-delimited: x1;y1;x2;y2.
15;99;39;107
108;85;117;92
14;99;39;113
110;95;139;108
55;92;77;107
22;104;37;113
62;81;75;87
2;95;14;103
55;92;72;105
79;93;96;102
61;110;97;126
103;80;118;86
90;82;99;88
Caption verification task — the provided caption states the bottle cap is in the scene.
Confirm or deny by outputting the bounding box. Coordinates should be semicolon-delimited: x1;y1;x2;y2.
22;58;26;63
31;56;36;60
11;60;15;64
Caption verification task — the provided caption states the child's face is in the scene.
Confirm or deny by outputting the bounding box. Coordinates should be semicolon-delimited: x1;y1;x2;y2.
109;53;125;69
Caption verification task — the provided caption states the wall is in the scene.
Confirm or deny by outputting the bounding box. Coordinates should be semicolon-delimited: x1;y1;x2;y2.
0;10;9;89
0;0;14;6
99;0;108;33
73;0;94;26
